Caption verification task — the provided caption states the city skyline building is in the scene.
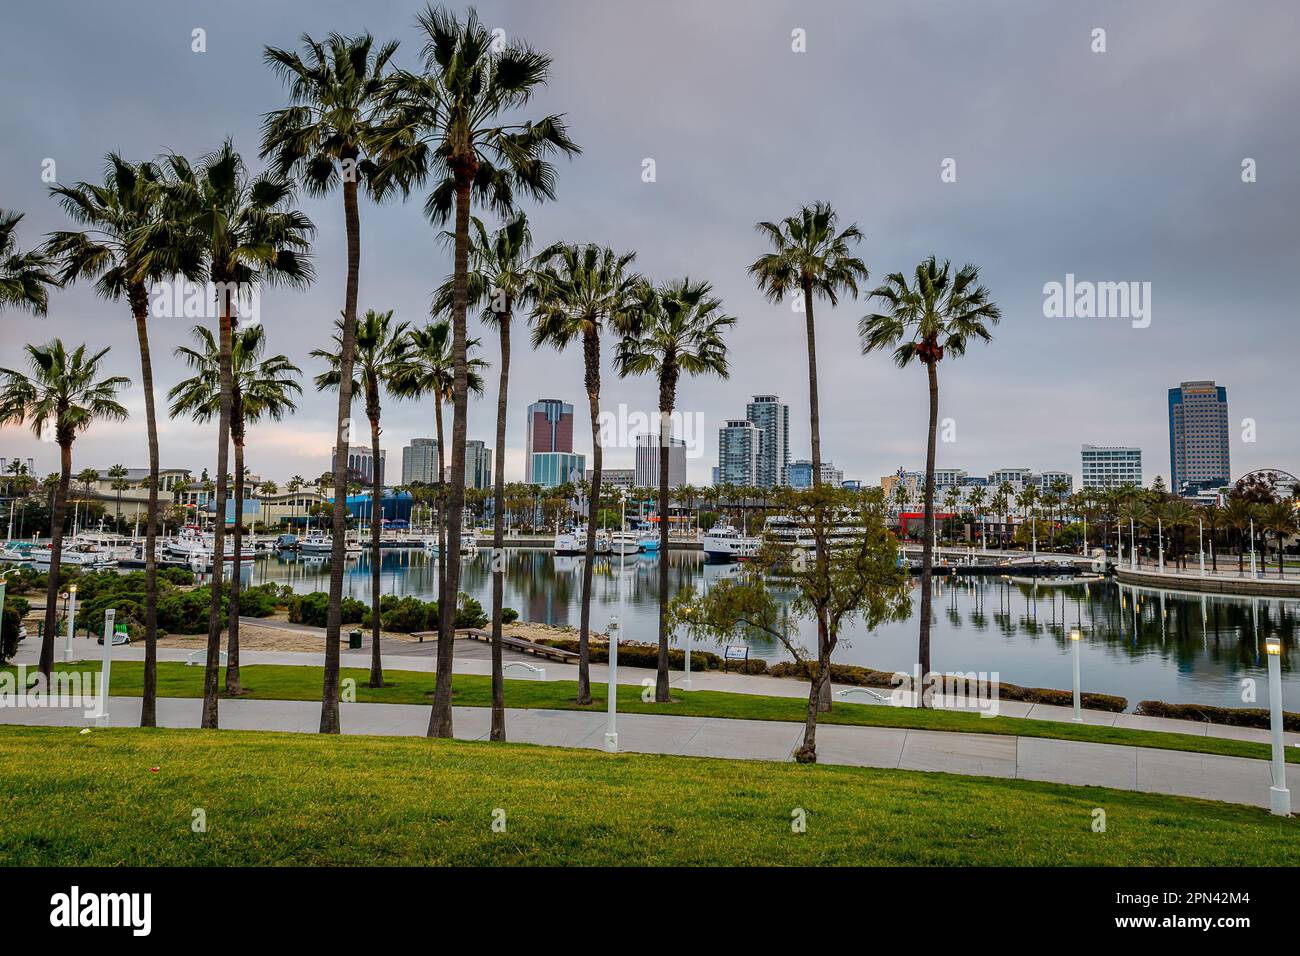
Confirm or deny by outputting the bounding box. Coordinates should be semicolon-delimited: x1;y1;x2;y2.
331;446;385;486
717;419;763;486
401;438;438;485
531;452;586;489
1081;445;1143;489
634;433;687;489
526;398;574;485
745;394;790;488
1168;380;1231;493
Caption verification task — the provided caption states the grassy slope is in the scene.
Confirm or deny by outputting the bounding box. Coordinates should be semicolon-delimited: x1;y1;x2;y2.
10;661;1297;765
0;725;1295;866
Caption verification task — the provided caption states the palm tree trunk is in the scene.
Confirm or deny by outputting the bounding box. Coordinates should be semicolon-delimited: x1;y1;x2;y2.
489;310;511;741
321;164;362;735
576;327;602;707
434;396;447;603
38;440;72;684
368;402;384;687
655;392;674;703
918;360;939;702
202;293;234;729
226;422;245;695
429;174;472;739
131;288;160;727
799;276;832;717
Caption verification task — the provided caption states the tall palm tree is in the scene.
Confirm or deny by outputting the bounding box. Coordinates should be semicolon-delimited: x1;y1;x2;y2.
0;341;128;682
390;320;488;610
169;323;302;694
451;212;535;740
861;258;999;693
1223;497;1254;574
531;243;641;705
0;210;58;315
262;30;396;735
750;202;868;709
143;141;313;729
616;278;734;702
1261;501;1297;576
1200;502;1221;571
44;156;185;724
313;309;409;687
373;4;579;739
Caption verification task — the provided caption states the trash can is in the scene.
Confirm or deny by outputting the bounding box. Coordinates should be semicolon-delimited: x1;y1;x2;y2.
348;629;363;649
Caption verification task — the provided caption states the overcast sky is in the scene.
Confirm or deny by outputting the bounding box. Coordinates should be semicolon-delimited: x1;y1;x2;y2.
2;0;1297;488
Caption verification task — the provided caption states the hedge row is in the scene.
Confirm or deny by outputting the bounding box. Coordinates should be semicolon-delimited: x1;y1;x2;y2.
767;660;1128;711
1136;699;1300;732
286;591;516;634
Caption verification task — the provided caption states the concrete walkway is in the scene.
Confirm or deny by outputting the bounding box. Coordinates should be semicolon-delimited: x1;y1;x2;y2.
1;695;1295;811
16;631;1300;749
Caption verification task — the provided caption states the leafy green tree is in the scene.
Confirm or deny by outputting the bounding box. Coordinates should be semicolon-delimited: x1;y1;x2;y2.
0;210;58;315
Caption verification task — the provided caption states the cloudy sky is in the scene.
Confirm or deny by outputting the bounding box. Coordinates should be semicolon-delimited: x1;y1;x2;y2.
2;0;1297;488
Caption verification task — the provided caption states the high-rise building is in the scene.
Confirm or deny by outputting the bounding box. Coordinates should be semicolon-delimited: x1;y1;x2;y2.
586;468;635;491
526;399;574;485
1036;471;1074;497
745;394;789;487
531;452;585;489
464;441;493;490
787;459;844;489
401;438;438;485
634;433;687;488
1168;381;1231;493
717;419;763;486
1081;445;1143;489
332;446;385;486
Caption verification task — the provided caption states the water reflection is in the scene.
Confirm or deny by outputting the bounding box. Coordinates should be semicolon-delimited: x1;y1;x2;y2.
235;548;1297;710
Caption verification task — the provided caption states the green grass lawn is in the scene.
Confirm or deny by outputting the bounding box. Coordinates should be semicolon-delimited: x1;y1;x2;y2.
0;724;1294;866
11;660;1296;765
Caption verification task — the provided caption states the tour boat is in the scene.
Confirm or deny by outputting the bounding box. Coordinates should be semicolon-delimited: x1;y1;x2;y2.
553;528;585;556
164;526;256;562
701;522;760;563
297;530;334;555
30;543;117;569
608;530;643;556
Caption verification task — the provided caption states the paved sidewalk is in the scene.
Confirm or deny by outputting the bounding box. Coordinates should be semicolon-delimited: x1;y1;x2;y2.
0;696;1294;811
15;633;1300;749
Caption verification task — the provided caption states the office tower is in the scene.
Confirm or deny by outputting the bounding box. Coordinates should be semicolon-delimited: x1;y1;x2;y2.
401;438;438;485
745;394;789;487
635;433;687;488
1080;445;1143;489
332;446;384;486
587;468;635;491
787;459;844;489
526;398;574;484
1036;471;1074;496
1168;381;1231;493
530;452;586;489
718;420;763;486
464;441;493;491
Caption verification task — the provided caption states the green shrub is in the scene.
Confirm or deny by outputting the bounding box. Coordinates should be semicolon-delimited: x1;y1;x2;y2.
1;602;21;664
1137;699;1300;732
380;596;429;633
500;607;519;624
288;592;329;628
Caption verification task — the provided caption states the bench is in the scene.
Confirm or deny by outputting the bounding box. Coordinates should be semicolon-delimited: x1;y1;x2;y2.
454;627;580;664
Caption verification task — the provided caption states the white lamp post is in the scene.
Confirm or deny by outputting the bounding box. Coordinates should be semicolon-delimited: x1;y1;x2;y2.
91;608;115;726
1157;517;1164;571
1249;518;1258;577
1130;517;1137;571
1198;519;1205;577
682;616;693;692
1069;628;1083;722
1265;637;1290;816
604;615;619;753
63;583;77;662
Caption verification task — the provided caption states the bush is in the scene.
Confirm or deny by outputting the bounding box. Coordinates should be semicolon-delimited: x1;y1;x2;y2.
501;607;519;625
1;602;21;664
1136;699;1300;732
537;637;743;672
380;596;429;633
288;592;329;628
234;583;280;618
158;567;195;586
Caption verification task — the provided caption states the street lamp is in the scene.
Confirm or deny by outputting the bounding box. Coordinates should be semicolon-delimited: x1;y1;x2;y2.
1198;518;1205;577
90;607;115;726
1265;637;1290;817
605;615;619;753
1069;628;1083;723
1157;517;1164;572
681;607;693;692
1249;518;1258;577
1129;517;1137;571
63;583;77;662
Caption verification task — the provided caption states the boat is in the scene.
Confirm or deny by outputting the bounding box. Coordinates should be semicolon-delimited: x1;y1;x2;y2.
701;522;760;563
461;528;479;553
553;528;585;556
298;530;334;555
30;543;117;569
0;543;29;563
608;530;643;556
164;526;256;563
69;528;138;564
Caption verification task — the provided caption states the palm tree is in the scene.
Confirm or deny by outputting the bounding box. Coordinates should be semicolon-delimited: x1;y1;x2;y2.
286;474;305;530
0;210;58;315
1164;500;1195;570
1200;502;1221;571
373;4;579;740
531;243;641;705
615;278;734;701
452;212;535;740
968;485;987;545
1223;497;1254;574
861;257;999;692
1262;502;1297;576
169;323;302;693
104;463;129;529
750;202;868;709
262;30;395;734
390;320;488;606
313;309;409;687
0;341;128;682
145;142;313;729
44;156;187;725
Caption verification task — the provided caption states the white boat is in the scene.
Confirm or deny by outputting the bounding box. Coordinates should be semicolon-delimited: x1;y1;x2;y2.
461;529;478;553
30;543;117;569
69;528;138;564
553;528;585;556
608;530;643;556
298;530;334;555
164;526;256;562
0;544;27;563
701;522;760;563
